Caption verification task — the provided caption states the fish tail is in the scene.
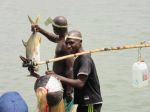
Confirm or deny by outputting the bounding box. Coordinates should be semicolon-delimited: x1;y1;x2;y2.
28;15;34;24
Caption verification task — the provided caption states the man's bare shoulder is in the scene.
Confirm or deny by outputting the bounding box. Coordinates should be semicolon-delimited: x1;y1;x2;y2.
56;40;68;56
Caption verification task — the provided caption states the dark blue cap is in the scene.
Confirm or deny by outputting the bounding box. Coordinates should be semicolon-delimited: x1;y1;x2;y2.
0;91;28;112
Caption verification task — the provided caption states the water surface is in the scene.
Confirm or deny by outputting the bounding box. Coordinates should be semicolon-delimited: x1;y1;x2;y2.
0;0;150;111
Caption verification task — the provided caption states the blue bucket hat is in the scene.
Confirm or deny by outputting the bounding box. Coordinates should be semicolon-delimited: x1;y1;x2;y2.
0;91;28;112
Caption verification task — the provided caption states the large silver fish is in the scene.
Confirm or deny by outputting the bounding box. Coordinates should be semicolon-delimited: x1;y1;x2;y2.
22;16;41;71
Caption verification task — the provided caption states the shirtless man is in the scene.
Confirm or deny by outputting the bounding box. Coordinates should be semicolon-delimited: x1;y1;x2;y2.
32;16;73;105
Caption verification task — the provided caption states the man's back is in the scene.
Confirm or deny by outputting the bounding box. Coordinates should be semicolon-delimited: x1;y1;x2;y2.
73;54;102;105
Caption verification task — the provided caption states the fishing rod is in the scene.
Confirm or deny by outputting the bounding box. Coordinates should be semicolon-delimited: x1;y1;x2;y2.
34;43;150;66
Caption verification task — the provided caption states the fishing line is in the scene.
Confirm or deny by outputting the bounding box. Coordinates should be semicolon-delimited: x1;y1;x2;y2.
137;47;142;61
46;61;49;70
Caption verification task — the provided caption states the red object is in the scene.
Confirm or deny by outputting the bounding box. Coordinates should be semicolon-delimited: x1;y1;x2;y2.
143;73;148;80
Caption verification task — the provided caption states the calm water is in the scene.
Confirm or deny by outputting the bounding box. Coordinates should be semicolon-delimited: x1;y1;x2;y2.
0;0;150;111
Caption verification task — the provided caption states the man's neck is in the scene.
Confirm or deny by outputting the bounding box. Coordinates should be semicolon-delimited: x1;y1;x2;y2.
59;33;66;40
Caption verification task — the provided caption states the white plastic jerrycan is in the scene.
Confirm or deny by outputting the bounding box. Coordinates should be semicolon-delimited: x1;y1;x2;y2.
132;60;149;88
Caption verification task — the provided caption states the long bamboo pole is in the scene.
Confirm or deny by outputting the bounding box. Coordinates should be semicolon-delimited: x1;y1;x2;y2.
35;43;150;66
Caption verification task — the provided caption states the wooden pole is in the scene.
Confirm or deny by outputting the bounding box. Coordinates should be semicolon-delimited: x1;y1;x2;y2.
35;43;150;65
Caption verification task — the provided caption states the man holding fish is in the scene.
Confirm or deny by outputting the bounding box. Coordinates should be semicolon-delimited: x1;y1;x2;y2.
31;16;74;111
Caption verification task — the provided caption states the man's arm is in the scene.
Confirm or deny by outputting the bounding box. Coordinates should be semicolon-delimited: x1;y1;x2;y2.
32;24;59;43
45;68;88;88
56;74;87;88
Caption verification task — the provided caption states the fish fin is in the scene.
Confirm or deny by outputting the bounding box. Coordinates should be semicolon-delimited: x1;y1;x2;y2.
44;17;53;26
20;56;27;62
28;15;34;24
39;37;42;43
22;40;27;47
27;72;40;79
35;16;40;24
